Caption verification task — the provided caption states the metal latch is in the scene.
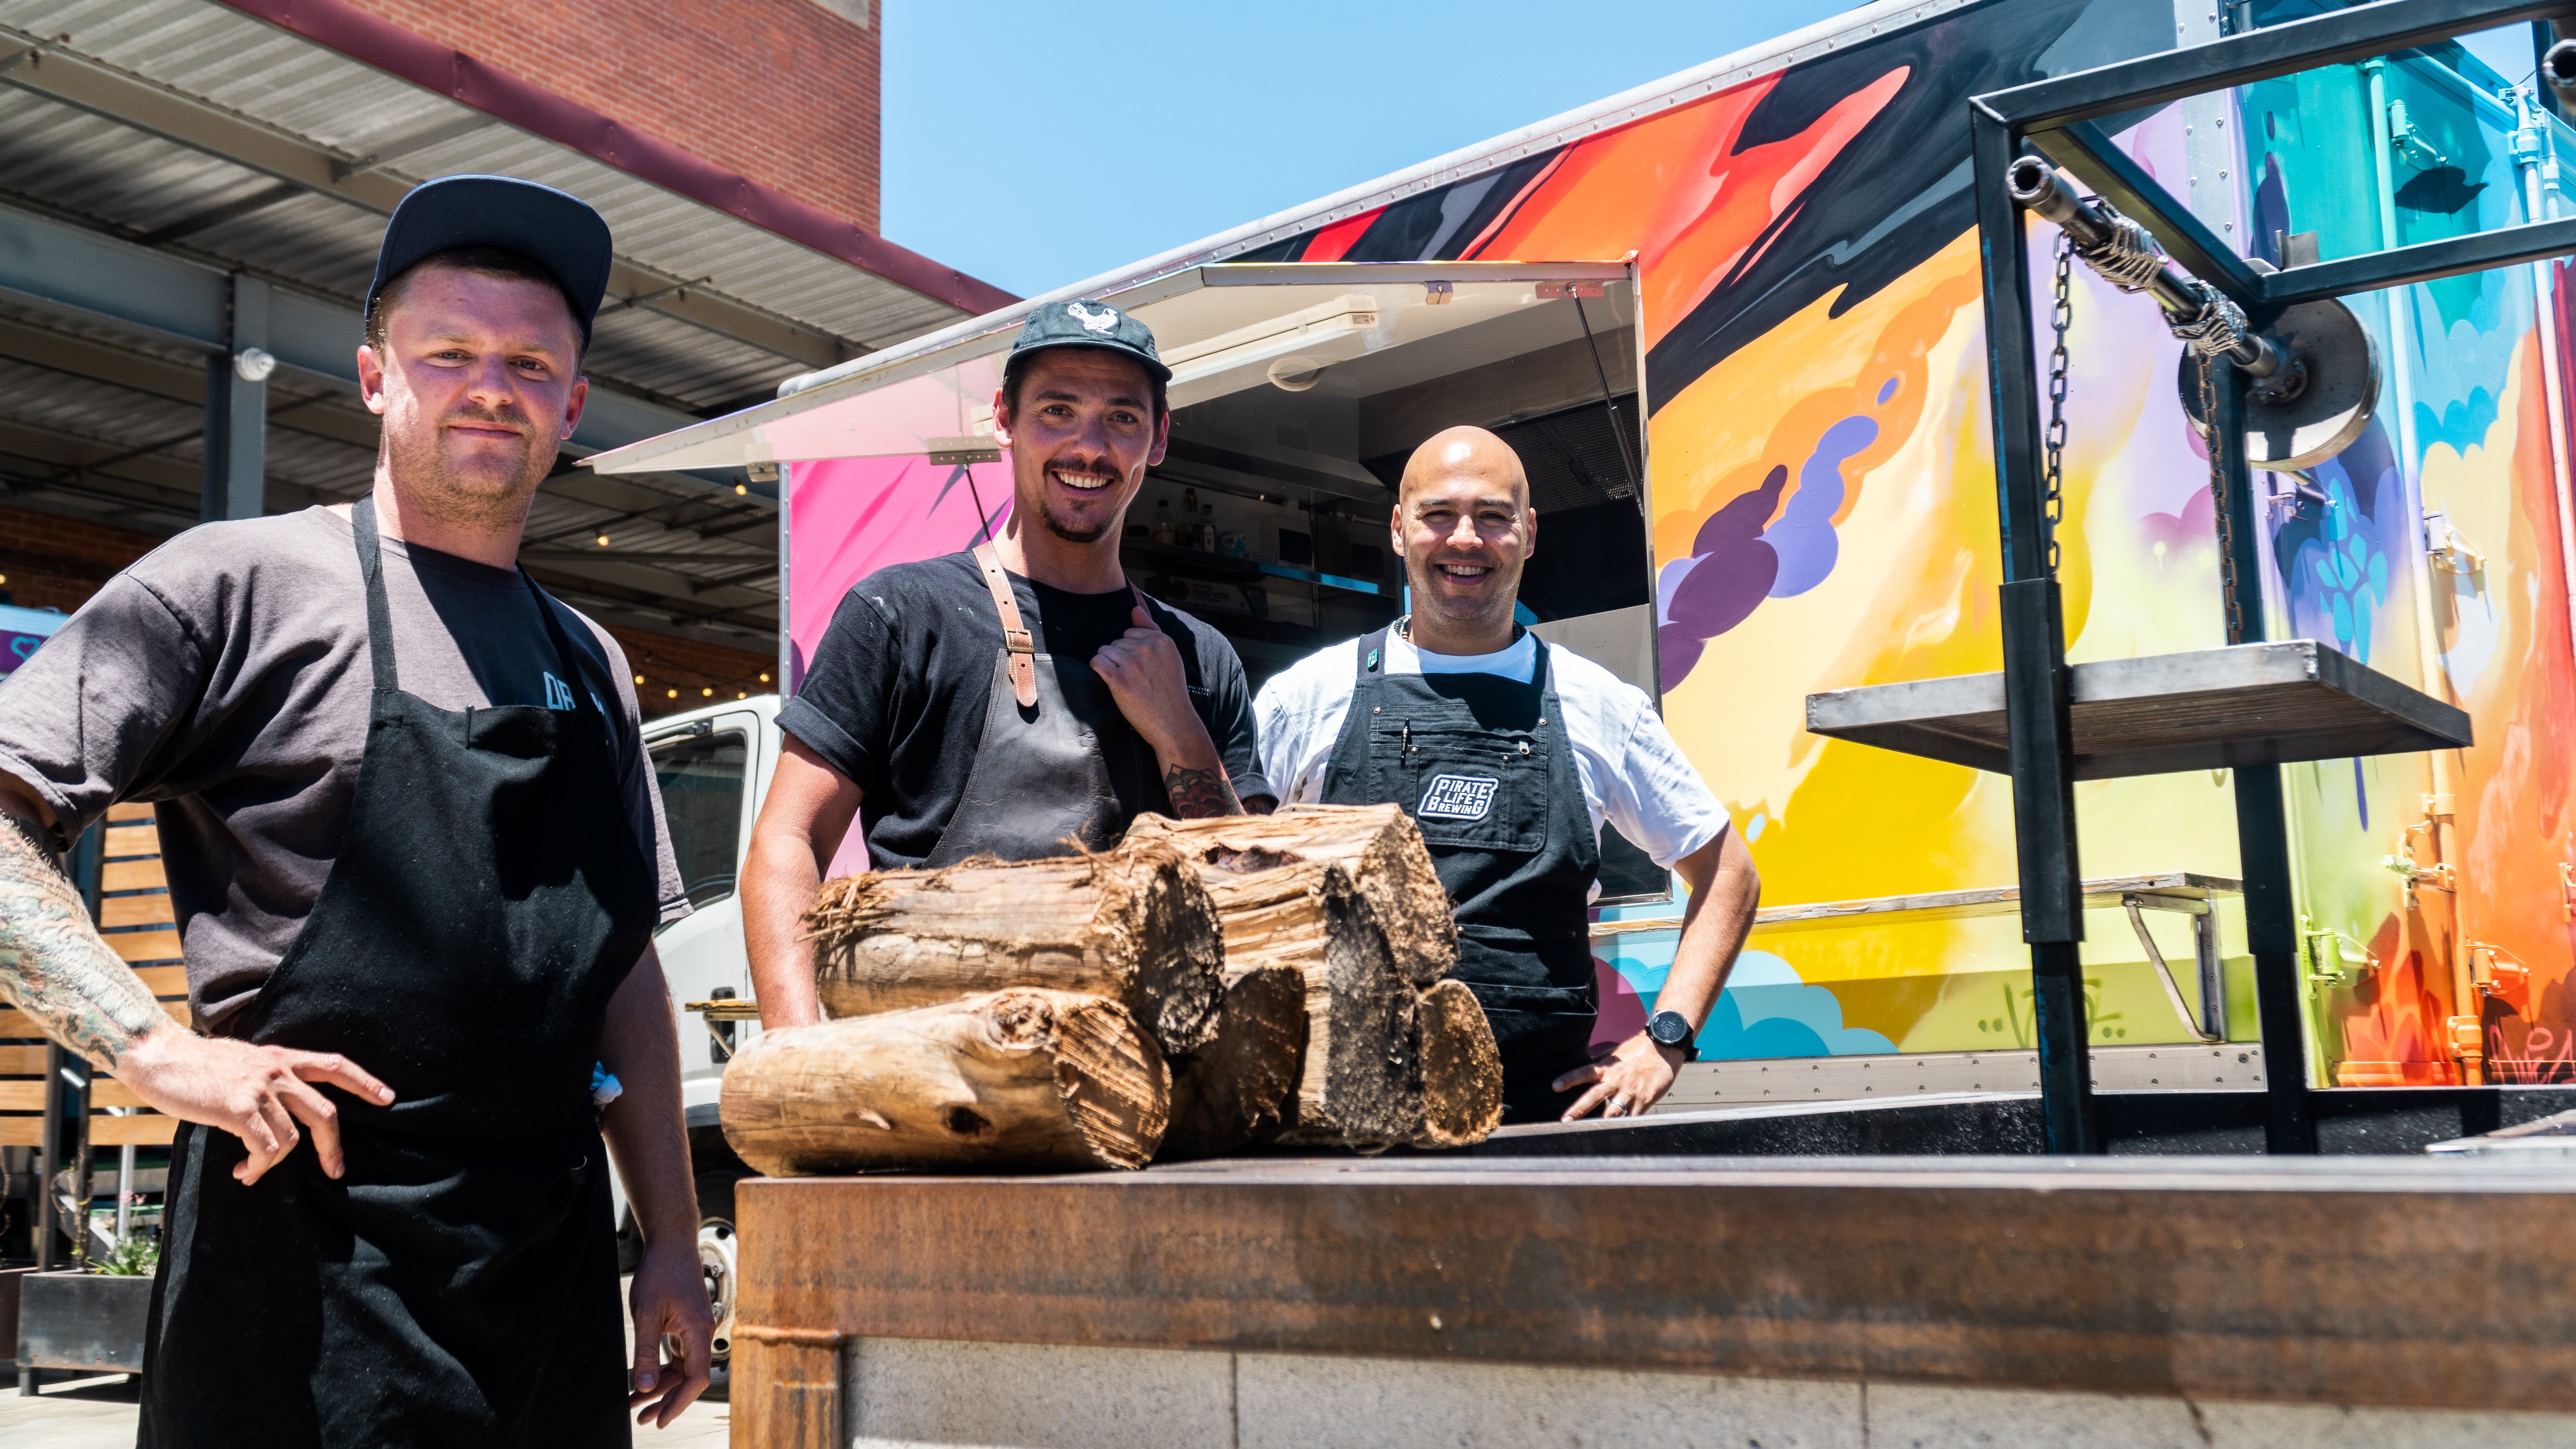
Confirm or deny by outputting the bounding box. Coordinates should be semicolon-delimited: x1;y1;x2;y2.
1536;281;1607;300
2388;99;2448;171
2300;915;2378;986
2425;512;2485;575
1423;280;1454;305
2469;941;2530;998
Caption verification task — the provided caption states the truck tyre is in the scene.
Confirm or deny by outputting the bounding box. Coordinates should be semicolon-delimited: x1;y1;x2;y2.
696;1168;748;1402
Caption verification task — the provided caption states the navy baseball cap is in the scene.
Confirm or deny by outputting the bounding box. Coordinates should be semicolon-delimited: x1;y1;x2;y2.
366;175;614;344
1006;299;1171;383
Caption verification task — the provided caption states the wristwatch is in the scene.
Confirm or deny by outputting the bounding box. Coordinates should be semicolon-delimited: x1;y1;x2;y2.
1646;1009;1699;1061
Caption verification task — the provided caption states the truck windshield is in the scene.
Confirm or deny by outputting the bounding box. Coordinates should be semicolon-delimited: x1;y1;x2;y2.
651;730;747;908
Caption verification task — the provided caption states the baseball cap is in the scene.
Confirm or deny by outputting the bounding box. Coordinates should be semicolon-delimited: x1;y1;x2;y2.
366;175;614;344
1005;299;1171;383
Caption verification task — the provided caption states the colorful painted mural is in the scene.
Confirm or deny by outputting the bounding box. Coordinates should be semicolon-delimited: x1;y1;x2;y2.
1236;2;2576;1082
784;0;2576;1086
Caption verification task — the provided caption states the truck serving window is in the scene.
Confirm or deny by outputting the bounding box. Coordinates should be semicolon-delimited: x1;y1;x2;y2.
651;729;748;908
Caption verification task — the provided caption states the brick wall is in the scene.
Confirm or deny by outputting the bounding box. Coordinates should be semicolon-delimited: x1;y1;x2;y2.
610;624;778;718
0;505;168;615
346;0;882;232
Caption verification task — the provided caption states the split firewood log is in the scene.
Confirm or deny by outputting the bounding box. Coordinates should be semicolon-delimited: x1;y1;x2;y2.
1412;979;1504;1147
1126;804;1457;986
1185;852;1421;1148
1159;965;1309;1160
719;988;1168;1174
804;838;1224;1056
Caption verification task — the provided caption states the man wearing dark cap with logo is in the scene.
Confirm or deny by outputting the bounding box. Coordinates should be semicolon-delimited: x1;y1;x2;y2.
0;175;711;1443
741;301;1272;1025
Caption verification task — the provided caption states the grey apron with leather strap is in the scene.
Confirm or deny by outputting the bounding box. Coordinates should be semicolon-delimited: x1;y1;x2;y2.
1320;625;1602;1123
921;542;1151;866
137;496;659;1448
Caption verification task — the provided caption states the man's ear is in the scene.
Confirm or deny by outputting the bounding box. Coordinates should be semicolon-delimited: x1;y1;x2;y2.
1524;503;1537;560
1146;407;1171;468
989;386;1015;449
357;343;390;417
561;376;589;441
1388;501;1404;556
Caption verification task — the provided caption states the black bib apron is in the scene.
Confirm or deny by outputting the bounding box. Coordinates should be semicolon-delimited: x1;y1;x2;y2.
919;543;1144;867
138;497;659;1449
1320;627;1601;1123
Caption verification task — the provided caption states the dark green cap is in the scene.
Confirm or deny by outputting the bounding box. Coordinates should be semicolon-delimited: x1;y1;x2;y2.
1006;299;1171;383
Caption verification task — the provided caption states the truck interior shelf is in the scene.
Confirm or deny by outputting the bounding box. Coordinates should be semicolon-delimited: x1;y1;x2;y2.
1805;641;2471;781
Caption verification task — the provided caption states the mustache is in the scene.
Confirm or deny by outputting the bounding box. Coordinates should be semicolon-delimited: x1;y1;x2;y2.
444;403;533;436
1042;452;1120;479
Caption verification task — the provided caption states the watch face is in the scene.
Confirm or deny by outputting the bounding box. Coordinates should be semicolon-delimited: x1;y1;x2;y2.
1649;1011;1690;1046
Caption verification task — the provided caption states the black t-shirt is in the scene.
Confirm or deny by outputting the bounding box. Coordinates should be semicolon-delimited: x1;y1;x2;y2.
781;552;1271;870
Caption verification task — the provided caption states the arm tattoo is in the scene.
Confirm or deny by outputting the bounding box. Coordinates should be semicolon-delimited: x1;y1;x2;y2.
0;800;167;1068
1163;763;1245;819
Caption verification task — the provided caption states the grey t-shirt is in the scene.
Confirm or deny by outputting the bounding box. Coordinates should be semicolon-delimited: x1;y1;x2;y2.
0;505;688;1031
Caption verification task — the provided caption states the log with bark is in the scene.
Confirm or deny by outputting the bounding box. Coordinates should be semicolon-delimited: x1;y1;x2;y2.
719;988;1168;1174
1159;965;1309;1159
1165;847;1422;1148
803;839;1224;1056
1126;804;1457;986
1412;978;1504;1147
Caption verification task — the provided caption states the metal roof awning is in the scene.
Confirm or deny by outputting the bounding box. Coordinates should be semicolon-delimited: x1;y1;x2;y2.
0;0;1012;654
585;261;1635;477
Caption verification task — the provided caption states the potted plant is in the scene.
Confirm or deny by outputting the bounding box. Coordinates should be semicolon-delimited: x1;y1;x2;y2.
18;1233;155;1385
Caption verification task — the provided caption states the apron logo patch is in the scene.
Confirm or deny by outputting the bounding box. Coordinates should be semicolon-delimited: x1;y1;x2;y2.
1418;773;1499;821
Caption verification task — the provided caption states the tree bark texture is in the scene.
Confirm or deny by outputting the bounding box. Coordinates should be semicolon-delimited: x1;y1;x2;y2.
1126;804;1456;986
1159;966;1309;1160
1176;852;1422;1148
1412;978;1504;1147
720;989;1168;1174
804;839;1224;1055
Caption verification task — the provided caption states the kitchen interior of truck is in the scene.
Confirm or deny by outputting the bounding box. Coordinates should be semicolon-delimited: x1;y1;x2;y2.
652;260;1672;897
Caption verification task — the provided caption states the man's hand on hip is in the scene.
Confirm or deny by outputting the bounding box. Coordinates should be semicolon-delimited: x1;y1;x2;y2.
117;1025;394;1184
628;1234;714;1428
1094;604;1242;817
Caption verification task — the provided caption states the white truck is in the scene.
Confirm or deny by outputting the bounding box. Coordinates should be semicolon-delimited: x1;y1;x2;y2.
617;691;789;1400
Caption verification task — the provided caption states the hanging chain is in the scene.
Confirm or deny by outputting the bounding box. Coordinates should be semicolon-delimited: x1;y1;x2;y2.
2043;230;2073;576
2197;353;2245;646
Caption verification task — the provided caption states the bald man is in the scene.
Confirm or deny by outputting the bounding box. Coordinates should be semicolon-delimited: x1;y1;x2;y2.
1255;427;1761;1124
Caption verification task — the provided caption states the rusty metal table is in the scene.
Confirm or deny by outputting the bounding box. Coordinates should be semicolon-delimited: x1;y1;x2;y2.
729;1153;2576;1446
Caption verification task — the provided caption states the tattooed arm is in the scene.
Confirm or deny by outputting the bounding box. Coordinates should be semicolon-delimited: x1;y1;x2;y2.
0;779;394;1185
1162;762;1244;819
1093;603;1248;818
0;791;165;1067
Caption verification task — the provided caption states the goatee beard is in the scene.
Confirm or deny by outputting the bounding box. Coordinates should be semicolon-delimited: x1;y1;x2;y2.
1038;498;1112;544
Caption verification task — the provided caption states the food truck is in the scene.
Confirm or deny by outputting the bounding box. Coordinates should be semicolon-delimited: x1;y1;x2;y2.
606;0;2576;1115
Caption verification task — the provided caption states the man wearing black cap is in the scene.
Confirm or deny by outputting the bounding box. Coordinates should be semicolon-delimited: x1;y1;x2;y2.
0;175;711;1443
741;300;1272;1025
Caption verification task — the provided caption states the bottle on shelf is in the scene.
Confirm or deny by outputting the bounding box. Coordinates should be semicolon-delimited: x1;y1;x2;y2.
1151;498;1179;545
1198;506;1218;552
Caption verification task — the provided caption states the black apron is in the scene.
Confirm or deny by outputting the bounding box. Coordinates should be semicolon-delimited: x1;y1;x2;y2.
1321;626;1601;1124
919;543;1143;866
138;496;659;1449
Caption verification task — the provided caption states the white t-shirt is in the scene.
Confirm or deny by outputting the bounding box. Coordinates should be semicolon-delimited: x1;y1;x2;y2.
1254;629;1730;874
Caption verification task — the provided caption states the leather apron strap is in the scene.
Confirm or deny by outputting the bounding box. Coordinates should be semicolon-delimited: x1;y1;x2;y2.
972;540;1039;709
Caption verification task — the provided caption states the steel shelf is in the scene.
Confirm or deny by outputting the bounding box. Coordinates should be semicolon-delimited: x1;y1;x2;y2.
1806;641;2470;781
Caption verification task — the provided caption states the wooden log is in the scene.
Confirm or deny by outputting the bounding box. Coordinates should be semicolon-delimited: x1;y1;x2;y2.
1186;855;1421;1148
720;989;1168;1175
1412;979;1504;1148
1126;804;1457;986
805;838;1224;1055
1159;966;1309;1160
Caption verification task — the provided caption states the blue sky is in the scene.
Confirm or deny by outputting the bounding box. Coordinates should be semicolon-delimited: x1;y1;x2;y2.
881;1;1856;299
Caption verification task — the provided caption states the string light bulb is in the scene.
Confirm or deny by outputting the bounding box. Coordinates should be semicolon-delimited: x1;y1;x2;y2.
701;687;713;697
595;534;610;547
632;673;644;685
665;688;677;699
758;672;771;683
734;484;747;495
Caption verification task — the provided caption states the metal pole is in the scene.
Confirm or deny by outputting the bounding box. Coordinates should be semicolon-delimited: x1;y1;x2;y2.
201;273;269;524
1975;103;2096;1154
2208;366;2318;1153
